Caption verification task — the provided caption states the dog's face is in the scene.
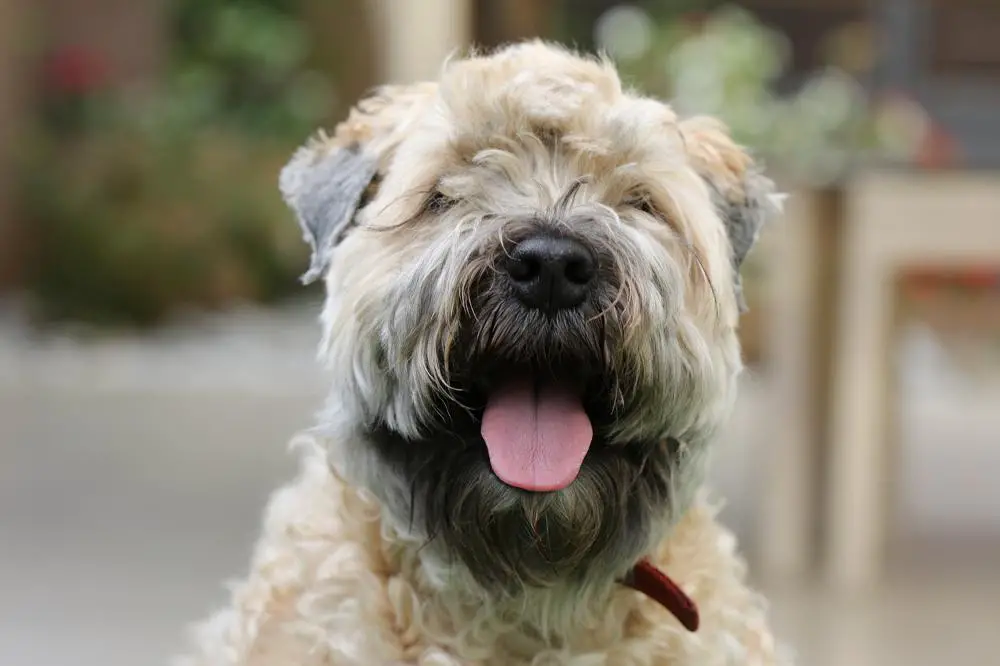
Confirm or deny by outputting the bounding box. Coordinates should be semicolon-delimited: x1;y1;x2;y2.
281;43;780;594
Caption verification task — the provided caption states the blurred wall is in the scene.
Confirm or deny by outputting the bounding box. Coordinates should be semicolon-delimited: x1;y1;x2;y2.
304;0;380;123
474;0;556;48
0;0;29;290
41;0;169;87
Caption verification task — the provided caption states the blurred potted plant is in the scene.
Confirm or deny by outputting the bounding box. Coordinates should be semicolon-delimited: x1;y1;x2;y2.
18;0;337;329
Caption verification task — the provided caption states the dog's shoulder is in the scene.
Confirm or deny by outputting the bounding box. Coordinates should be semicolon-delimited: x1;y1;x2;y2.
635;498;792;665
175;439;400;665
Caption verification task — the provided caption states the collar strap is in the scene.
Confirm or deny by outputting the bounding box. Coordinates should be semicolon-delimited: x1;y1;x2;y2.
620;559;700;632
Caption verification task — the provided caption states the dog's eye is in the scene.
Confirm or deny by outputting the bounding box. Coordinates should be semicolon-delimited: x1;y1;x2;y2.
425;190;457;214
358;174;382;209
625;192;657;217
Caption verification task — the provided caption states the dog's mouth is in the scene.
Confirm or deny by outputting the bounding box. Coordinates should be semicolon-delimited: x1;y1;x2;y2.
449;356;622;493
480;375;593;492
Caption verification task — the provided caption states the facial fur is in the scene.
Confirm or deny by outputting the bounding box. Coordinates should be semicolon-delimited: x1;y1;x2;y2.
280;42;781;602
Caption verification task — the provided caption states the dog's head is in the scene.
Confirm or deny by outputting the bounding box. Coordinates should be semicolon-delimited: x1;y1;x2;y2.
281;42;780;595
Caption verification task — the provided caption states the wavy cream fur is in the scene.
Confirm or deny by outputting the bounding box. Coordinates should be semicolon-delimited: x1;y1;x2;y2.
175;41;789;665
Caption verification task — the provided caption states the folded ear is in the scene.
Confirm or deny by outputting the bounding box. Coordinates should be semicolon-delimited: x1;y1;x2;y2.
279;83;437;283
679;116;784;313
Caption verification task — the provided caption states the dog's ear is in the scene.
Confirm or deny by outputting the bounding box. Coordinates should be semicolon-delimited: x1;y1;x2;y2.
279;138;379;284
679;116;784;313
279;83;436;284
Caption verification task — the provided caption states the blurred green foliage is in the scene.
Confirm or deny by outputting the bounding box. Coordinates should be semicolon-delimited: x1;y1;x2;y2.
596;4;922;186
20;0;331;328
22;125;307;328
165;0;331;139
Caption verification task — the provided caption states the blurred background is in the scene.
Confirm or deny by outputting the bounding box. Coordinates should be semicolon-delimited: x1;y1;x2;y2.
2;1;999;664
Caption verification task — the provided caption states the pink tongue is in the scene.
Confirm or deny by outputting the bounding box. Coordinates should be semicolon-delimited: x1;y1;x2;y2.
481;378;594;491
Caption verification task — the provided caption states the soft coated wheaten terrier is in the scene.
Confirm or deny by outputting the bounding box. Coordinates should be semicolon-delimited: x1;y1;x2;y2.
175;41;789;665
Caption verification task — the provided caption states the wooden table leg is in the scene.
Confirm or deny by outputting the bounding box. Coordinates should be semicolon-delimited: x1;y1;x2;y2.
373;0;472;83
757;190;839;582
823;202;894;590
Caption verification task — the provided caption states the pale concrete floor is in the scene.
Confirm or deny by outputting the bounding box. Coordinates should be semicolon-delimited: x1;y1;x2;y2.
2;301;998;665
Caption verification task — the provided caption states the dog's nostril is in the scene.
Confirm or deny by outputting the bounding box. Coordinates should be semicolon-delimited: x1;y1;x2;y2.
564;257;595;286
507;255;541;283
505;234;597;312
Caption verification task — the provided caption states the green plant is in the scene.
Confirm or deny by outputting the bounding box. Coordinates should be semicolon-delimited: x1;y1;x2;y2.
17;0;336;328
21;124;309;328
163;0;333;140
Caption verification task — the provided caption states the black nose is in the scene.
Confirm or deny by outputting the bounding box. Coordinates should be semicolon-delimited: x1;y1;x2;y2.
504;234;597;312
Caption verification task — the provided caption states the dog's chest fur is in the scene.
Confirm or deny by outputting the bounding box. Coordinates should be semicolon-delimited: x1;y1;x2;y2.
175;441;787;666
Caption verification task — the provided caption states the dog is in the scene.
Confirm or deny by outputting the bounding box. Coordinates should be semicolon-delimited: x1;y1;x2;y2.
175;41;788;665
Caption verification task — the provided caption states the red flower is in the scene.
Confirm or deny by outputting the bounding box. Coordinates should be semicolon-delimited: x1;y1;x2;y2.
44;45;109;96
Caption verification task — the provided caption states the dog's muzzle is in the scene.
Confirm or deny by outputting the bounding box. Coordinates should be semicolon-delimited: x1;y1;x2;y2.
467;231;613;493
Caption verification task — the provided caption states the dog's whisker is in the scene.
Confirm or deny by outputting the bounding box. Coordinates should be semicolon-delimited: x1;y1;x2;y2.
677;238;721;322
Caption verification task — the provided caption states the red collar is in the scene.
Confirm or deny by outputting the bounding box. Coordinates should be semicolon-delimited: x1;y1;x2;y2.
621;559;700;632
